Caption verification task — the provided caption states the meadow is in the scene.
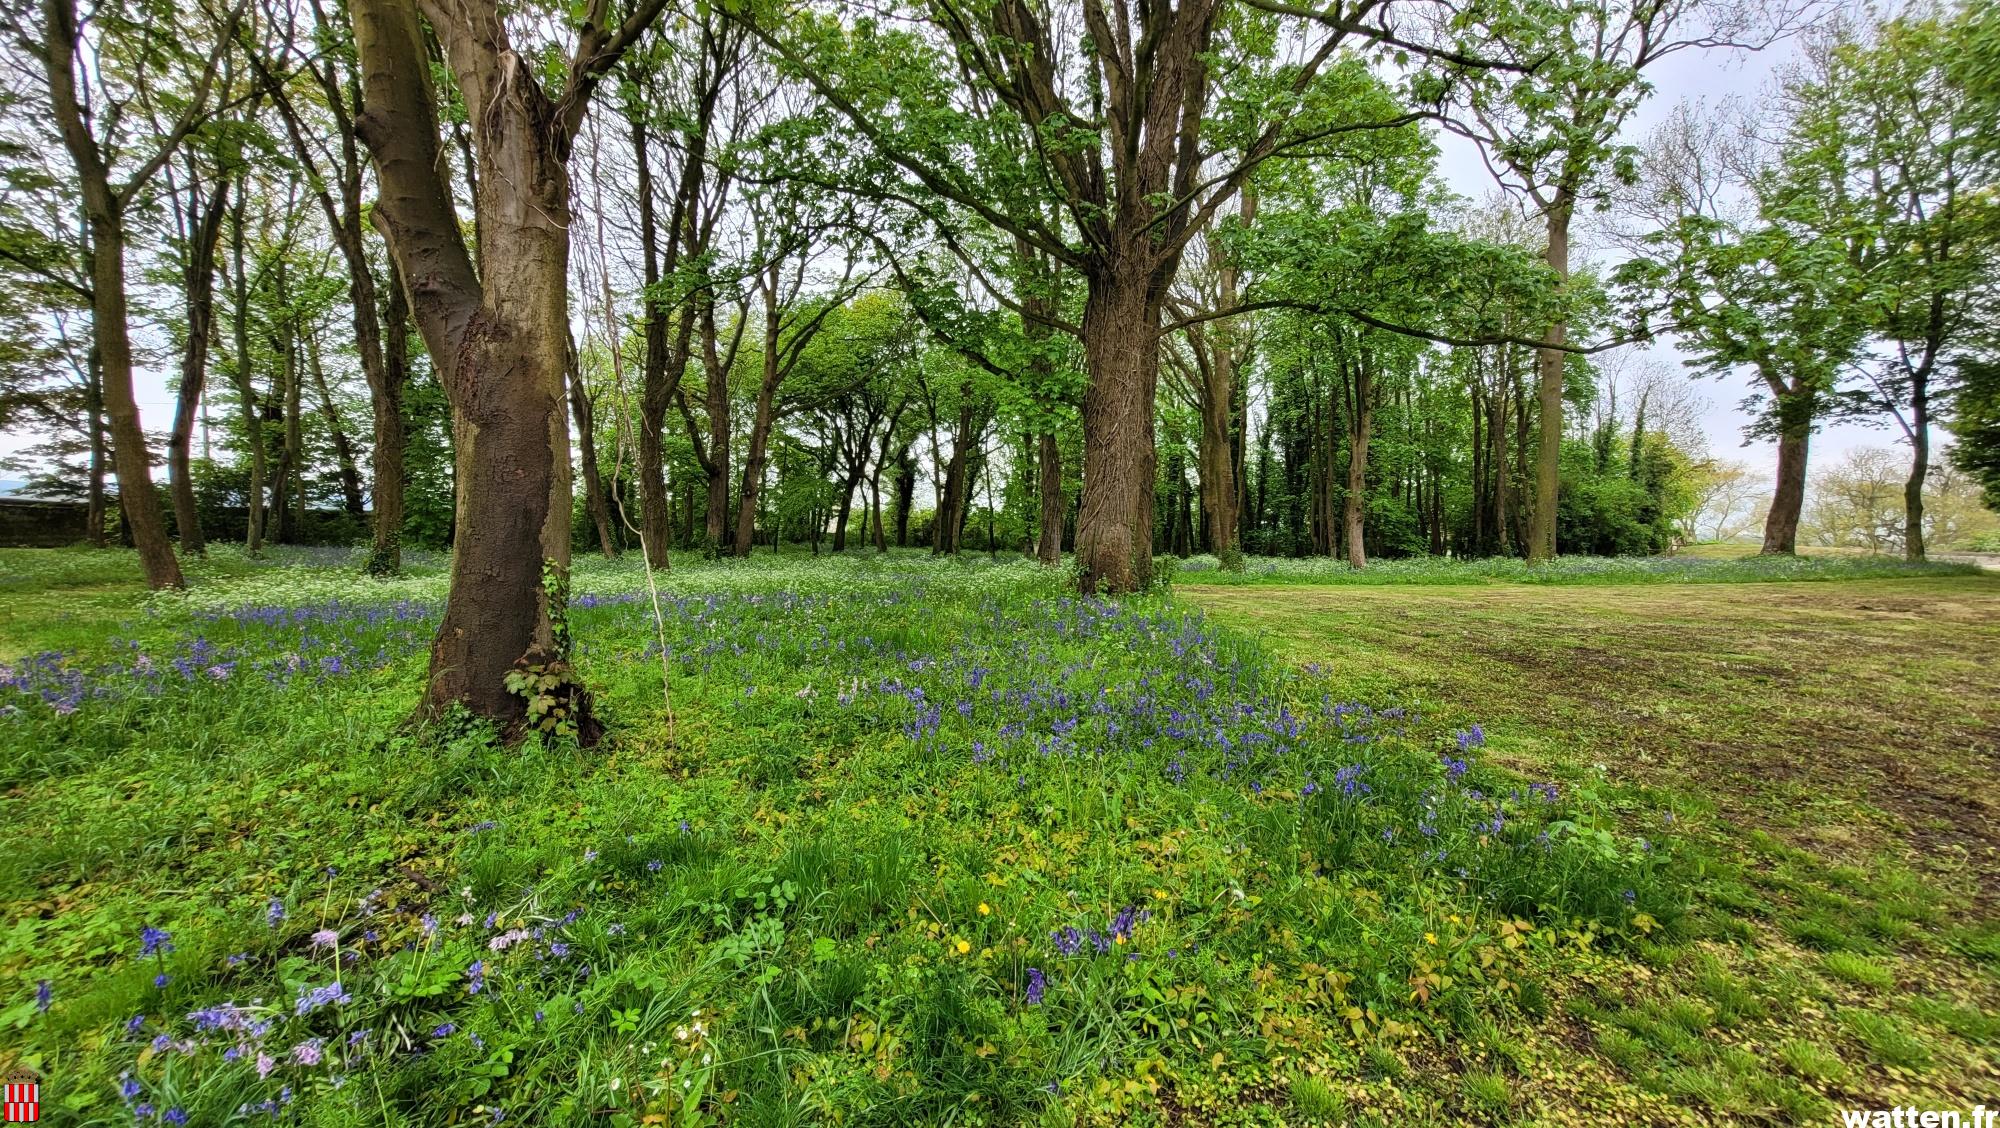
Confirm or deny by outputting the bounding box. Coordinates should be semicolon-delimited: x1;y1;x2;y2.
2;547;1996;1126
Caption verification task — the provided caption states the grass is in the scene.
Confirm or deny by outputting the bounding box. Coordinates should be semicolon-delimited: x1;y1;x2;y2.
1172;550;1983;586
2;546;1996;1125
1186;564;2000;1120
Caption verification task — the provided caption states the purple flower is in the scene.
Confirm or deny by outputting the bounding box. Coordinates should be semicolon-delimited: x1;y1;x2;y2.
1024;967;1046;1005
35;979;50;1012
294;981;351;1016
165;1110;188;1126
153;973;172;988
431;1022;457;1039
309;928;339;950
467;960;485;995
421;913;438;936
292;1038;324;1066
647;859;663;873
120;1075;141;1101
140;926;173;957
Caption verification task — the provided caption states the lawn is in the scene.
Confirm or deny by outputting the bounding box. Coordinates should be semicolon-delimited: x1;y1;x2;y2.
2;547;1995;1126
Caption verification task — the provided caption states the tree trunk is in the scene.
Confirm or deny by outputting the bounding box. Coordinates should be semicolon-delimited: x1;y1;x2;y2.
85;344;107;547
567;333;617;558
368;277;410;572
1904;385;1928;561
272;308;303;544
354;0;608;730
1074;265;1160;592
1762;410;1811;556
702;304;733;551
1344;352;1372;570
1202;188;1252;564
1528;197;1572;564
307;331;367;516
227;203;266;553
46;21;184;585
632;114;687;561
1037;430;1063;565
734;267;784;557
832;463;864;551
168;178;229;556
894;447;915;546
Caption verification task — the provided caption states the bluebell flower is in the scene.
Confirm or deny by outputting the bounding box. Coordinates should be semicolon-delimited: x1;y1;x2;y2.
467;960;485;995
35;979;50;1012
1024;967;1046;1005
140;926;172;957
267;899;286;927
432;1022;457;1038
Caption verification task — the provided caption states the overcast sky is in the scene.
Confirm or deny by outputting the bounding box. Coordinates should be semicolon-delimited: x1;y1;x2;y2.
2;24;1903;492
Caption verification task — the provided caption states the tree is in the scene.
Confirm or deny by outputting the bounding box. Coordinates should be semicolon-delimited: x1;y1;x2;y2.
1786;9;2000;560
1622;102;1870;555
24;0;241;588
1686;459;1766;542
350;0;667;727
1442;0;1806;564
748;0;1463;591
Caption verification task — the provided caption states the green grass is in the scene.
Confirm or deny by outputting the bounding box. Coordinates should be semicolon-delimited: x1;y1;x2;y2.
4;546;1997;1125
1172;550;1982;586
1187;568;2000;1119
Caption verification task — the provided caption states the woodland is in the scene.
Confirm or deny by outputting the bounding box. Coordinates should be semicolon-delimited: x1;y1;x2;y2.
2;0;1999;1123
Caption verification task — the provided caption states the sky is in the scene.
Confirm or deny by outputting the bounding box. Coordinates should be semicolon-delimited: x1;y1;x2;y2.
1;17;1904;495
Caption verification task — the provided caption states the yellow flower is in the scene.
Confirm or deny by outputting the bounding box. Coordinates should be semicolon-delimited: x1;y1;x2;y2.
977;903;991;916
955;939;971;955
1424;932;1438;945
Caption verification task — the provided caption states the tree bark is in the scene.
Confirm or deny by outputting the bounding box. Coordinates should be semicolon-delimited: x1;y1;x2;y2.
1037;431;1063;565
85;343;107;547
1074;264;1160;592
1201;188;1252;563
168;178;229;555
227;200;266;553
1528;196;1572;564
734;265;785;557
1762;411;1811;556
567;332;617;558
1904;385;1928;561
353;0;647;729
44;0;184;588
370;276;410;572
